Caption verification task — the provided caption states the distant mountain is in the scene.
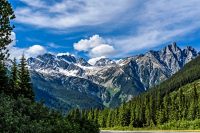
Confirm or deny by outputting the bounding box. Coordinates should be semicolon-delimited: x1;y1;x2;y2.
88;50;200;129
28;42;199;110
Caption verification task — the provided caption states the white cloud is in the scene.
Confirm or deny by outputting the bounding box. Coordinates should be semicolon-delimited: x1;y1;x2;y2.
26;45;46;57
110;0;200;57
9;44;46;60
14;0;200;58
88;56;106;65
74;35;105;51
15;0;132;29
6;32;46;59
90;44;115;57
56;52;75;57
74;35;116;58
9;32;17;48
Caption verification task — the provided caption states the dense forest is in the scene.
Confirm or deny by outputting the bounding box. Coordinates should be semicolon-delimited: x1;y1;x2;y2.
0;0;99;132
1;0;200;132
86;55;200;130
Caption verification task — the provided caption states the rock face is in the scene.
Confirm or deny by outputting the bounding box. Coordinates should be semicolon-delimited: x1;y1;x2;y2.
28;43;199;109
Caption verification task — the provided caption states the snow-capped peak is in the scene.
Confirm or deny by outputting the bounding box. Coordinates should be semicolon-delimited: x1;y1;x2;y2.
56;52;75;57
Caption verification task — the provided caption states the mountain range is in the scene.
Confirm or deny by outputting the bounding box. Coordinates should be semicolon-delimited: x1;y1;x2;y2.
27;42;199;110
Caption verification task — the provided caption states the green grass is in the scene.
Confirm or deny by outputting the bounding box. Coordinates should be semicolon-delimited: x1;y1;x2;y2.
101;119;200;131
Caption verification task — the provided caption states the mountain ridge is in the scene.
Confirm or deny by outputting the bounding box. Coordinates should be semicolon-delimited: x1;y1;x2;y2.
28;42;199;109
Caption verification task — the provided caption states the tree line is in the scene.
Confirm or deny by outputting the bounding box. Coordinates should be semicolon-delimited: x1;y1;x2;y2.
85;55;200;129
0;56;34;101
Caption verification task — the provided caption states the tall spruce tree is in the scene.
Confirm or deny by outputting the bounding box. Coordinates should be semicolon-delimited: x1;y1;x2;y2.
188;84;198;120
10;58;19;96
19;54;34;101
0;61;9;93
0;0;15;93
0;0;15;60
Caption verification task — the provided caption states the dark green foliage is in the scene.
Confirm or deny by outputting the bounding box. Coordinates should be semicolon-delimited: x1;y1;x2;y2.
19;54;34;101
0;93;100;133
0;1;99;132
0;0;14;95
0;0;15;60
86;55;200;129
0;61;9;93
0;58;99;133
10;58;20;95
0;58;100;133
67;109;100;133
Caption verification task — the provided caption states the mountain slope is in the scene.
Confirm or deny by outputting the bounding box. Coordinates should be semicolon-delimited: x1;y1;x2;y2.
31;70;110;111
28;43;199;110
88;55;200;129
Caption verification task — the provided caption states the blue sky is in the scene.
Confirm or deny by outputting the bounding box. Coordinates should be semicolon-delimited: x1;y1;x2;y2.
9;0;200;60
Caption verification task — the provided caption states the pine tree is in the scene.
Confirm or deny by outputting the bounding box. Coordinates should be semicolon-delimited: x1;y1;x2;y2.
0;0;15;61
0;61;9;93
119;104;131;126
19;54;34;101
0;0;15;95
156;90;164;125
163;93;170;121
106;110;112;127
188;84;198;120
130;104;136;127
178;88;185;119
10;58;19;96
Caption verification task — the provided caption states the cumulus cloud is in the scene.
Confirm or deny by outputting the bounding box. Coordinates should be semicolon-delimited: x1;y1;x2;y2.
74;35;103;52
6;32;46;60
88;56;106;65
26;45;46;57
8;34;46;59
89;44;115;57
74;35;115;58
9;45;46;59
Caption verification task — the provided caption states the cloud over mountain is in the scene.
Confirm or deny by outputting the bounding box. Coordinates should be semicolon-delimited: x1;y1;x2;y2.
74;35;115;58
11;0;200;58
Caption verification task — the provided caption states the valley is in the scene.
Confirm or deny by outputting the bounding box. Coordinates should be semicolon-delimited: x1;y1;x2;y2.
2;0;200;132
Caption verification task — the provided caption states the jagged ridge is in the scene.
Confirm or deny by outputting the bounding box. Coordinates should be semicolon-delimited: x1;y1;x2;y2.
28;43;199;109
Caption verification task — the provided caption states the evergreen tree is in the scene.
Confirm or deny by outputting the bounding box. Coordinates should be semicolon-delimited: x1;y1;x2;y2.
0;0;15;60
163;93;170;121
156;90;165;125
188;84;198;120
19;54;34;101
0;0;15;95
10;58;19;96
178;88;185;119
0;61;9;93
106;110;112;127
119;104;131;127
130;104;136;127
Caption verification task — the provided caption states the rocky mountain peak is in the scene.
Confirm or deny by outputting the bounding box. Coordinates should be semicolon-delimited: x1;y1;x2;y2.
37;53;55;60
28;43;199;108
94;58;116;66
77;58;91;66
57;54;77;63
162;42;181;54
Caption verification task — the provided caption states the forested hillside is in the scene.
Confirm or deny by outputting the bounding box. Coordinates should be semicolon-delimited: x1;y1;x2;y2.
86;55;200;130
0;0;99;132
0;56;99;132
